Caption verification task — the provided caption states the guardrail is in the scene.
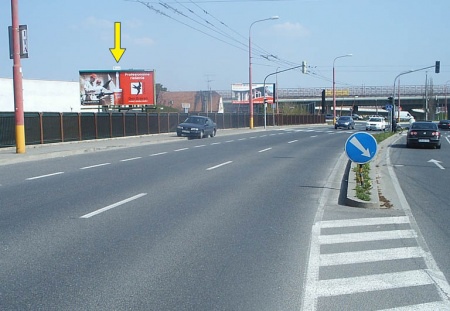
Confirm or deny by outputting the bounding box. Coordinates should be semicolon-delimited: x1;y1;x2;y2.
0;112;324;148
217;84;450;99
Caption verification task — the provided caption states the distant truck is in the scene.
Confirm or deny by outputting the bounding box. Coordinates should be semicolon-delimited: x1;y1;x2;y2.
396;111;413;121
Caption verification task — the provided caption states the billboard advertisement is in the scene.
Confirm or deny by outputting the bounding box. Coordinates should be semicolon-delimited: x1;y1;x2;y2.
231;83;275;104
79;69;155;106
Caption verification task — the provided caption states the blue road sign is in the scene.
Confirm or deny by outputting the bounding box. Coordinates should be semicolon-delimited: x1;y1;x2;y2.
345;132;378;164
385;104;393;111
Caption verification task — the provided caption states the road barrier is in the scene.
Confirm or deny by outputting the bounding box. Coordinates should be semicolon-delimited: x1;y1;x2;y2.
0;112;324;147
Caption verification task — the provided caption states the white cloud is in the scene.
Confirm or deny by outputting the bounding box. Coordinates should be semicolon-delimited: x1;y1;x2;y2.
274;22;310;37
132;37;155;47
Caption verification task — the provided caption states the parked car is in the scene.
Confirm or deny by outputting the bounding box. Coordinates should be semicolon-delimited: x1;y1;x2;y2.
177;116;217;139
335;116;355;129
351;113;363;120
366;117;386;131
438;120;450;130
406;121;441;149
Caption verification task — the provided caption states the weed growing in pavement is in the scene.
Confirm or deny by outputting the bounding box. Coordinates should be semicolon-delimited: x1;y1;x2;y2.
352;131;395;201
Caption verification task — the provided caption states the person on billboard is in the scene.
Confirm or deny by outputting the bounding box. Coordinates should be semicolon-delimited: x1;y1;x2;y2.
83;74;97;102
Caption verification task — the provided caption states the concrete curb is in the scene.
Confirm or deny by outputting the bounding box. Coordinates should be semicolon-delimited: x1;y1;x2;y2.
345;160;379;208
344;133;402;208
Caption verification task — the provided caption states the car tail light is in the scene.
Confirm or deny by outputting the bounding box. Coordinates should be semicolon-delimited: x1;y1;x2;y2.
431;131;440;136
409;131;417;136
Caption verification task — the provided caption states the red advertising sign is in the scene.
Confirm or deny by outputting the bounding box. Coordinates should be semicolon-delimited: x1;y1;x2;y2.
79;69;155;106
119;71;155;105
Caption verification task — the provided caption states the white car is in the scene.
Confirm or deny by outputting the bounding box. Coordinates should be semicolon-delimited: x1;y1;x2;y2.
366;117;386;131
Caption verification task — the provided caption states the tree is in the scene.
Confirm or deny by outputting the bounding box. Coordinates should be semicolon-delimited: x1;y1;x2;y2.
155;83;167;105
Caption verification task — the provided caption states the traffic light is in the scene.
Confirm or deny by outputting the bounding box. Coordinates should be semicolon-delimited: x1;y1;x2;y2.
435;61;440;73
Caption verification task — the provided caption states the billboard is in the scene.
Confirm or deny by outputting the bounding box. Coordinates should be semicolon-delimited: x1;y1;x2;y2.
231;83;275;104
79;69;155;106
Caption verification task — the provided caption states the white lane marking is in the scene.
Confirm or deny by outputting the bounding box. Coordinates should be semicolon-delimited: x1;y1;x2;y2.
379;301;450;310
206;161;233;171
288;140;298;144
446;136;450;144
26;172;64;180
194;145;206;148
238;138;247;141
174;148;189;152
386;136;450;301
225;140;234;143
150;152;168;157
80;163;111;170
310;135;318;138
260;135;267;137
120;157;142;162
428;159;445;170
320;246;425;266
319;229;417;244
269;134;277;136
249;136;257;139
320;216;410;228
80;193;147;219
211;142;221;145
301;152;348;311
258;147;272;153
316;270;434;297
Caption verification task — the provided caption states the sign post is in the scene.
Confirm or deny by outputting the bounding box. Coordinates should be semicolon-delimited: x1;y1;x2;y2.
345;132;378;186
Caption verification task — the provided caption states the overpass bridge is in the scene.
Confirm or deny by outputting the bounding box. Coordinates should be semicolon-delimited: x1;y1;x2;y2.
218;84;450;119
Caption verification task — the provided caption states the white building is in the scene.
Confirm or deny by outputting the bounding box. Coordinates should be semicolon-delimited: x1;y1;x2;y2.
0;78;81;112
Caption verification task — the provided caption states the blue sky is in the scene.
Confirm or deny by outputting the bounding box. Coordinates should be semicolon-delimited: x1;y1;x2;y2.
1;0;449;92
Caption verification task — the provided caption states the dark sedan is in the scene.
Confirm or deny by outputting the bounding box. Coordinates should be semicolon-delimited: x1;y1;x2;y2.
335;116;355;129
438;120;450;130
177;116;217;139
406;121;441;149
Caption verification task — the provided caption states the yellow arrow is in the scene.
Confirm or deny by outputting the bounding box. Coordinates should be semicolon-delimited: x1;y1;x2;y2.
109;22;126;63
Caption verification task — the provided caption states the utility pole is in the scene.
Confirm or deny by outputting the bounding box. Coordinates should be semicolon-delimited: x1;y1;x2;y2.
11;0;26;153
206;75;214;115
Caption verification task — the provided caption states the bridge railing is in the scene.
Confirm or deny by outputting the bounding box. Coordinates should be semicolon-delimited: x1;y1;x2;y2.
217;84;449;99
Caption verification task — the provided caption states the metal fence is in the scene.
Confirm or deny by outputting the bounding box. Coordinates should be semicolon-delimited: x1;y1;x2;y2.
0;112;324;148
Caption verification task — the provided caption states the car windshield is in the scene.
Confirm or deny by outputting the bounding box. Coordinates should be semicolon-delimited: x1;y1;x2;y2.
184;117;205;124
369;118;383;122
411;122;437;130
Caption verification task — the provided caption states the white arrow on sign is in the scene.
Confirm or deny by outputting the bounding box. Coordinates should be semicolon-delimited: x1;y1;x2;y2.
349;136;371;157
428;159;445;170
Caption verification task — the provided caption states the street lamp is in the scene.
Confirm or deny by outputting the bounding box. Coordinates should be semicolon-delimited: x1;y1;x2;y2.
263;64;303;129
392;70;413;131
249;16;279;129
444;80;450;120
332;54;352;125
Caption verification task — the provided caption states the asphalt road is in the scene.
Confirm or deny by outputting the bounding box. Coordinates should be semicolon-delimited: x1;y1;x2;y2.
1;124;450;310
389;130;450;283
0;126;349;310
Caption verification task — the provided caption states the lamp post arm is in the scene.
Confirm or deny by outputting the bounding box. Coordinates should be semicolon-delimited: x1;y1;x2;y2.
263;65;303;97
